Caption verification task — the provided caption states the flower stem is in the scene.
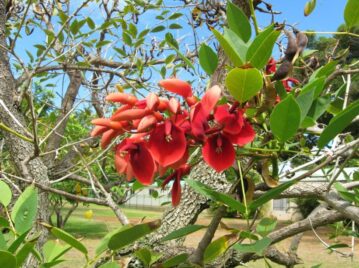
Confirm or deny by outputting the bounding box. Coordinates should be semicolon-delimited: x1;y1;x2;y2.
249;0;259;35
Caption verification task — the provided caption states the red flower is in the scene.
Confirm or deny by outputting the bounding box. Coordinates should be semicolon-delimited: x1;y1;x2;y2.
225;121;256;146
202;134;235;172
148;120;187;167
106;93;137;105
115;139;155;185
159;78;193;98
266;57;277;74
214;104;244;135
162;164;191;206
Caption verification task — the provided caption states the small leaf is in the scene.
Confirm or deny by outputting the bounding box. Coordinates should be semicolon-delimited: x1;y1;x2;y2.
199;44;218;75
169;23;182;29
274;81;287;100
134;248;151;268
204;234;237;263
15;241;36;267
8;231;30;253
11;186;38;234
212;29;243;67
310;61;337;81
246;25;281;69
151;26;165;33
86;17;95;29
162;253;189;268
168;13;183;19
161;225;205;242
270;95;301;142
304;0;316;16
50;227;88;255
0;250;16;268
318;99;359;148
108;220;161;250
122;32;132;46
98;262;120;268
233;237;272;255
249;180;295;211
256;218;277;236
226;1;251;42
225;68;263;103
344;0;359;29
0;181;12;207
186;179;246;214
307;95;331;121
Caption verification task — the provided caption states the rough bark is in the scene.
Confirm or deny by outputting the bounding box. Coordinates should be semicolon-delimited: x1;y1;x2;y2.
0;1;50;265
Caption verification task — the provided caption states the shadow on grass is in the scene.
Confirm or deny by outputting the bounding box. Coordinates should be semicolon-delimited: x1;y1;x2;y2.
63;218;109;239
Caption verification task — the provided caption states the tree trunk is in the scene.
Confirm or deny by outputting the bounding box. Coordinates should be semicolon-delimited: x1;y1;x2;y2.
0;1;50;266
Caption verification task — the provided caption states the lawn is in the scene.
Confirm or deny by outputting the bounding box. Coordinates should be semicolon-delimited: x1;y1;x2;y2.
56;204;359;268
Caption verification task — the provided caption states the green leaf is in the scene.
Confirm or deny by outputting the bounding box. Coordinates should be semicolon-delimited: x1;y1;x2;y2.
151;26;165;33
304;0;316;16
246;25;280;69
8;231;30;253
212;29;243;67
274;81;288;100
233;237;272;255
334;182;357;203
134;248;151;268
108;220;161;250
226;1;251;42
310;61;337;81
168;13;183;19
86;17;95;29
223;28;248;61
199;44;218;75
344;0;359;29
98;262;120;268
225;68;263;103
249;181;295;211
186;179;246;214
42;240;71;263
96;40;111;49
122;32;132;46
301;77;326;99
11;185;38;234
318;99;359;148
162;253;189;268
269;95;301;142
50;227;88;255
296;86;315;122
169;23;182;29
307;95;332;121
0;250;16;268
95;226;130;255
327;243;349;250
256;218;277;236
15;241;35;267
161;225;205;242
204;234;236;263
0;233;6;251
0;181;12;207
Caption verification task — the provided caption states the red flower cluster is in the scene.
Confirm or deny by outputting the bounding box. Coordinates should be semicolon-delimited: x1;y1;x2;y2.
91;79;255;205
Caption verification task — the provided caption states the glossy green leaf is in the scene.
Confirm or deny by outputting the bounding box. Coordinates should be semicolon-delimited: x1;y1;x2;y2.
223;28;248;61
0;181;12;207
212;29;243;67
161;225;205;242
162;253;189;268
344;0;359;29
318;99;359;148
246;25;280;69
0;251;16;268
310;61;337;81
50;227;87;255
270;95;301;142
304;0;316;16
225;68;263;103
256;218;277;236
226;1;251;42
15;241;35;267
11;186;38;234
233;237;272;255
204;234;236;263
199;44;218;75
186;179;246;214
108;220;161;250
249;180;295;211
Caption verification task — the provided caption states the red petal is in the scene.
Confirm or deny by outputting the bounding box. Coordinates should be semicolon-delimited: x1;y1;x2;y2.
111;104;132;120
90;125;108;137
190;104;208;140
148;121;187;167
214;105;244;135
106;93;137;105
171;176;181;206
130;143;155;185
137;115;157;132
159;79;193;97
225;121;255;146
201;85;221;114
100;129;121;149
168;149;189;170
202;134;235;172
111;108;149;121
185;95;198;106
146;93;159;110
169;97;180;114
157;97;169;111
114;150;128;174
126;163;134;182
91;118;124;130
